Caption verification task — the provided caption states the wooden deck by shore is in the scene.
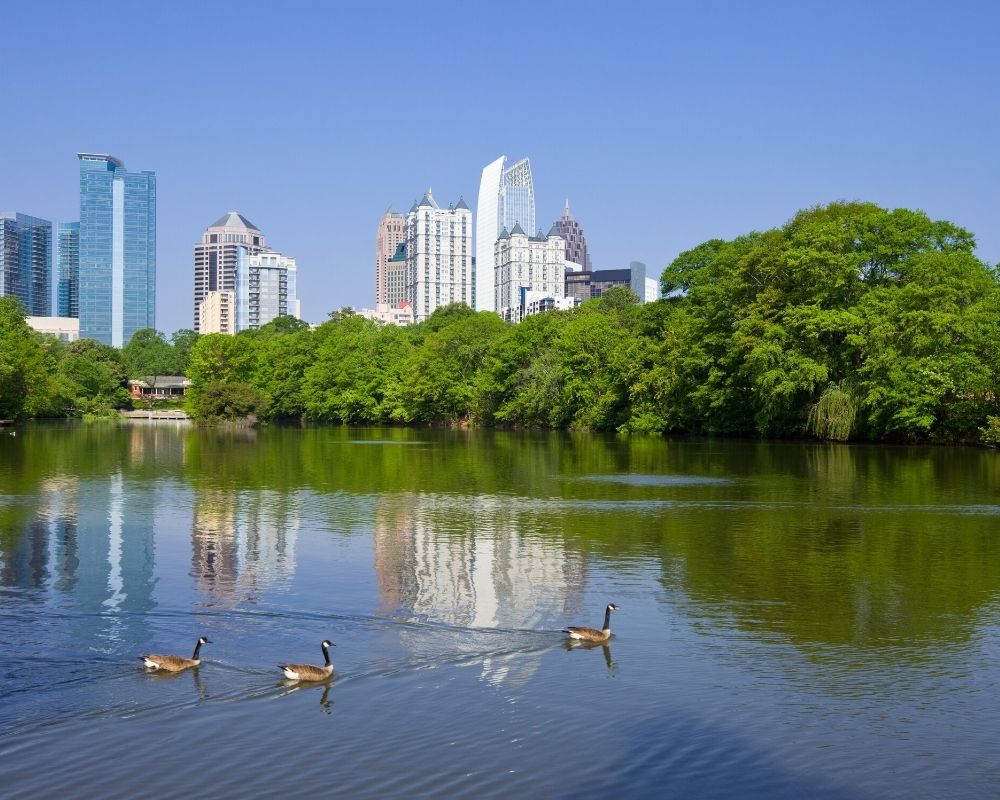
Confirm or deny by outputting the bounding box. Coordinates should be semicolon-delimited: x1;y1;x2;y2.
122;410;191;422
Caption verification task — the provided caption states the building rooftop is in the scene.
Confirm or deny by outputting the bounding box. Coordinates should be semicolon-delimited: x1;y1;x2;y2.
417;188;439;209
510;222;526;236
209;211;260;231
77;153;125;168
454;196;470;211
129;376;192;389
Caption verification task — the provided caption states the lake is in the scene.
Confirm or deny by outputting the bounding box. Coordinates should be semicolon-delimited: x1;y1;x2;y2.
1;423;998;798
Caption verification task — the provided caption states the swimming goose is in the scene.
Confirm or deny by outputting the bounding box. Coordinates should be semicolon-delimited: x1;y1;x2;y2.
139;637;211;672
563;604;619;642
279;640;335;682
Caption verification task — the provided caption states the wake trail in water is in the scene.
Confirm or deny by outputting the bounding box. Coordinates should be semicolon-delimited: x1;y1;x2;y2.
0;611;569;741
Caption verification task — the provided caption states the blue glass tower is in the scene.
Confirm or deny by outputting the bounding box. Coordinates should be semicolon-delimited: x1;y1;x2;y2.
0;212;52;316
78;153;156;346
57;222;80;318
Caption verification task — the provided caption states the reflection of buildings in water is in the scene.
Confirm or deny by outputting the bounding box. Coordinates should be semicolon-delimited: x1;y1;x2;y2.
0;473;155;646
373;493;586;689
127;423;188;470
191;488;298;601
0;476;80;592
76;473;156;646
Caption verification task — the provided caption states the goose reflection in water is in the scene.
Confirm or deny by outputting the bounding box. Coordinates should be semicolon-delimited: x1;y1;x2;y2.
564;639;616;673
143;663;210;699
278;677;335;714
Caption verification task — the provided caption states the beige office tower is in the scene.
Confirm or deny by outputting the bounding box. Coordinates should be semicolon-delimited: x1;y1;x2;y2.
375;207;406;306
198;290;235;334
193;212;266;331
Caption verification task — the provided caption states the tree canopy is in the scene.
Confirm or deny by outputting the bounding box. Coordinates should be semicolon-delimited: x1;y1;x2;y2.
2;203;997;442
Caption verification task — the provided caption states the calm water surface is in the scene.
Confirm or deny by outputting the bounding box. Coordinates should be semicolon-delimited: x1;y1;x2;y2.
1;424;998;799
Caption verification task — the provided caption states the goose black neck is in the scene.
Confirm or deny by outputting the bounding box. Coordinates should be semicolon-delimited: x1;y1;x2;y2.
192;641;204;659
322;644;331;666
603;606;613;632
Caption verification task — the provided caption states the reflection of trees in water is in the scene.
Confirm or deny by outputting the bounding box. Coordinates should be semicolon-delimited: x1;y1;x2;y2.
648;443;1000;664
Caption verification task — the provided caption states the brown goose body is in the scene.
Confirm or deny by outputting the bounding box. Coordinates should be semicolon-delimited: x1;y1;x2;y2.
140;637;210;672
280;640;334;682
563;625;611;643
563;603;618;643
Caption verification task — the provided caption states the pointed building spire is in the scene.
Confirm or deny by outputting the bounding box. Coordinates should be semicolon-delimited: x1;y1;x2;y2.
564;198;572;219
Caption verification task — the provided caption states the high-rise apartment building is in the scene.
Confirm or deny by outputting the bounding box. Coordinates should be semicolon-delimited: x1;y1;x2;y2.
476;155;535;313
405;189;473;322
198;290;235;335
494;223;566;323
235;249;300;331
78;153;155;346
57;222;80;318
193;212;266;331
0;212;52;316
550;199;592;271
375;207;406;306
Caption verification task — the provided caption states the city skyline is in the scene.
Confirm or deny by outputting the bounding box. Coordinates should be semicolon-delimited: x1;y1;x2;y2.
2;3;998;335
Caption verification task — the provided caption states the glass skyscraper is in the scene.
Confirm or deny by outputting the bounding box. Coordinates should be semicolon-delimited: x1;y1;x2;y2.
78;153;156;346
475;155;536;313
57;222;80;318
0;212;52;316
498;158;535;236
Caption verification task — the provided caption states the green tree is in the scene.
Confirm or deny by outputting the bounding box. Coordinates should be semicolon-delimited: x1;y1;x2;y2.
251;321;316;419
171;329;199;375
121;328;177;378
398;310;506;423
193;380;267;422
185;333;257;414
304;316;411;423
480;311;569;427
0;297;57;420
55;339;129;415
648;201;999;440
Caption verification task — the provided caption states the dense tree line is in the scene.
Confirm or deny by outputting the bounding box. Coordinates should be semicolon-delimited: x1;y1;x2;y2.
186;202;1000;442
0;298;195;419
2;202;999;441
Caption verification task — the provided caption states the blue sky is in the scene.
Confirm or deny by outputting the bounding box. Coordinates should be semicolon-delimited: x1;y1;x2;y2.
3;1;998;333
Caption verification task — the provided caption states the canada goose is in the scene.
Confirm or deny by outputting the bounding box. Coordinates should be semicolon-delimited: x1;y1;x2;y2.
279;640;335;682
563;603;619;642
139;636;211;672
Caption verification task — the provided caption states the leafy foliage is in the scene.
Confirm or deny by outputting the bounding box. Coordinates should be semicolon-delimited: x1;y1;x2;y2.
193;380;267;422
2;203;997;441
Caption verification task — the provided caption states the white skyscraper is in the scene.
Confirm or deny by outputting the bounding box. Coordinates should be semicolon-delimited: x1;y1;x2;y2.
494;223;565;323
405;188;473;322
475;155;536;313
